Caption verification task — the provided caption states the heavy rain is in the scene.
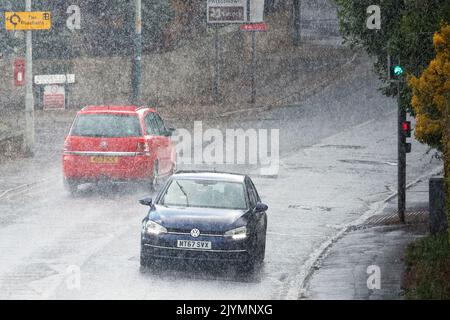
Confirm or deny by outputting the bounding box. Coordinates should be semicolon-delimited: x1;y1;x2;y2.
0;0;449;304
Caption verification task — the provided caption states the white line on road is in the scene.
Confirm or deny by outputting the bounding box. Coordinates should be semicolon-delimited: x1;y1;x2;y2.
0;179;52;200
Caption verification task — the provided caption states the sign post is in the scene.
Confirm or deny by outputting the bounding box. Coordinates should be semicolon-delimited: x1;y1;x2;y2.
5;4;52;157
207;0;247;103
207;1;265;104
240;0;266;104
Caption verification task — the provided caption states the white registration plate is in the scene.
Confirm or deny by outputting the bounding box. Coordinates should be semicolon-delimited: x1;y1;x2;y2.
177;240;212;250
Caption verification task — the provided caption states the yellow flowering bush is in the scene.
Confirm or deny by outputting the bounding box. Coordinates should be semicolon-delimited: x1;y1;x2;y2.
409;24;450;241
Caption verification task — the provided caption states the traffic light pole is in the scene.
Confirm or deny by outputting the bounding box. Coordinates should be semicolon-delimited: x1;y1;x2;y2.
24;0;35;157
397;80;406;223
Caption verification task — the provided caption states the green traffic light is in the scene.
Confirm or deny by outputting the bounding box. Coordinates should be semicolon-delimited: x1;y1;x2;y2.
393;65;404;76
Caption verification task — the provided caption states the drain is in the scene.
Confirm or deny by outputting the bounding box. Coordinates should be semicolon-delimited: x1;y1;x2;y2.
364;209;429;227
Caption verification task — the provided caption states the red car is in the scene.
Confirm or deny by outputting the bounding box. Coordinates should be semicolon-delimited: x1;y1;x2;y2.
62;106;176;194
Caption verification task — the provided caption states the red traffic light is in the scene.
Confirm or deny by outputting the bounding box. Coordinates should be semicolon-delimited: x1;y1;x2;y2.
402;121;411;138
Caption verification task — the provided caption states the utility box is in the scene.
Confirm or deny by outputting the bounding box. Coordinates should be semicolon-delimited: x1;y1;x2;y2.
429;176;447;235
14;58;25;86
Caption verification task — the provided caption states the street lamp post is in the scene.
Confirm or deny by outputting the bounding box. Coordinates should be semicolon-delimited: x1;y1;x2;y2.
131;0;142;105
24;0;35;157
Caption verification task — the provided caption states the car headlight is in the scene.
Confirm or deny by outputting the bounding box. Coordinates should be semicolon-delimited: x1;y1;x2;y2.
225;226;247;240
143;220;167;235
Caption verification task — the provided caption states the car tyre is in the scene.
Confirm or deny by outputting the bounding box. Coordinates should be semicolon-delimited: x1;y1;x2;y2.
64;178;79;196
140;251;150;269
255;232;266;264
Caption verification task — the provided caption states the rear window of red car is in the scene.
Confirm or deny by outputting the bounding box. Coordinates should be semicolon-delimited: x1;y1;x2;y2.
70;114;142;138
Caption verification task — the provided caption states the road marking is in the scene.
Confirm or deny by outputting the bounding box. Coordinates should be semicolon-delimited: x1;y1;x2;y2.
0;179;52;200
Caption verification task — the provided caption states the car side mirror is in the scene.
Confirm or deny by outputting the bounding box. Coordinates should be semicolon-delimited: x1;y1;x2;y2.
254;202;268;213
139;197;153;206
165;127;175;136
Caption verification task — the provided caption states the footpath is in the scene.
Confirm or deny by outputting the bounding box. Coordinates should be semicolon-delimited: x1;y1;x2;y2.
305;176;434;299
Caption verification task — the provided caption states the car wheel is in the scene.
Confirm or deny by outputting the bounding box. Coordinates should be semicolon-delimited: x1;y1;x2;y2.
140;251;150;268
151;161;159;191
64;178;79;196
256;231;266;264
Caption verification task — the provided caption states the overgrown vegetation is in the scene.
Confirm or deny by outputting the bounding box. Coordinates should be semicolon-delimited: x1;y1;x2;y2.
335;0;450;112
336;0;450;243
409;24;450;241
404;233;450;299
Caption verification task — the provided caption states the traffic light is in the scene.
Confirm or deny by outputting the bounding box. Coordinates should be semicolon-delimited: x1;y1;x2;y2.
402;121;412;154
402;121;411;138
388;55;404;81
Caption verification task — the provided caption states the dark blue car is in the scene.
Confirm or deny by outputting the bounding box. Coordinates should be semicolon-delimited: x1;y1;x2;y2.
139;171;268;271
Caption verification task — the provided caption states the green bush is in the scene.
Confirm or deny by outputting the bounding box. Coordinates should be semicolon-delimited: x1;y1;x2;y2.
404;233;450;299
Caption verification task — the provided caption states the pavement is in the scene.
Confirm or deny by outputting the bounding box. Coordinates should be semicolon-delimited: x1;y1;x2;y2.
305;176;433;300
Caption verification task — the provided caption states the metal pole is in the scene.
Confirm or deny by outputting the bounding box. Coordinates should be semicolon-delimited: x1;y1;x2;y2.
131;0;142;105
398;80;406;223
250;31;256;104
24;0;35;157
213;26;220;102
293;0;301;46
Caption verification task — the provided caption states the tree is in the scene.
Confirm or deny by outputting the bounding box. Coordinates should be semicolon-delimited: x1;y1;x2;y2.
334;0;450;112
409;24;450;240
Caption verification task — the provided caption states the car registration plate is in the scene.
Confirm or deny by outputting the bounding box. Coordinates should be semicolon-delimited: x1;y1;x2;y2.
90;156;119;164
177;240;212;250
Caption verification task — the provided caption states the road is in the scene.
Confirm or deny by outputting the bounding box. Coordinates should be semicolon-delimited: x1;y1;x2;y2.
0;53;442;300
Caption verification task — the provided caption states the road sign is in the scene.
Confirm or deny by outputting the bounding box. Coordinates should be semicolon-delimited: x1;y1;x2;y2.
240;22;268;32
207;0;247;23
34;74;76;85
5;11;51;30
43;85;65;110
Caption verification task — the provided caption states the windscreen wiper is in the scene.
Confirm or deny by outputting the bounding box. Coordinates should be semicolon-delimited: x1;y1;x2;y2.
176;181;189;206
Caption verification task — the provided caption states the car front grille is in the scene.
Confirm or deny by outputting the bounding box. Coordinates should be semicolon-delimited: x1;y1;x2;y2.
166;227;224;237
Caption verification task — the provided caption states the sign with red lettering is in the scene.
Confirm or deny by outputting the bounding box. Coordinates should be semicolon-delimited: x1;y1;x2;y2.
240;22;267;32
43;85;65;110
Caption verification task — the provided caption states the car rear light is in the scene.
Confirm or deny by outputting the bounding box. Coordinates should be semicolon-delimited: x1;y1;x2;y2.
63;139;72;153
136;140;150;156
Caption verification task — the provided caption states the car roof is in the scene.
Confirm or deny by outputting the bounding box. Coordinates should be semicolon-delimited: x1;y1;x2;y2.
79;105;156;115
172;171;247;183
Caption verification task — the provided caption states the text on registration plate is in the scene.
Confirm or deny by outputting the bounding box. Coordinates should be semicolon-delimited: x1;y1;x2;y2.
177;240;211;250
90;156;119;164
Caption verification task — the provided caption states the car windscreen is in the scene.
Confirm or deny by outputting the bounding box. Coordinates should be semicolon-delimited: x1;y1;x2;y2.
158;179;247;210
70;114;142;138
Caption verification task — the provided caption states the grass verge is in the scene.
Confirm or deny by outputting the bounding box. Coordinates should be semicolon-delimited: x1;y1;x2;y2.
404;233;450;299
